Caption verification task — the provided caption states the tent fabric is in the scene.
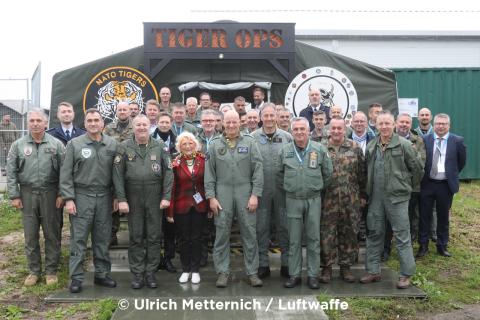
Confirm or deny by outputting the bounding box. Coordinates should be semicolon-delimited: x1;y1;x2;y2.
178;81;271;92
50;41;398;127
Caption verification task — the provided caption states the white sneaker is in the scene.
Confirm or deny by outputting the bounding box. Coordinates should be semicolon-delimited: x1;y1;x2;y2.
191;273;201;284
179;272;190;283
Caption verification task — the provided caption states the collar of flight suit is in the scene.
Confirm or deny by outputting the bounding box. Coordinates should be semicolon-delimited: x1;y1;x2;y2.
26;132;48;144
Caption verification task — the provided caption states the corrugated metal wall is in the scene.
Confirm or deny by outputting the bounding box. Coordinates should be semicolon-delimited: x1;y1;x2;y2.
394;68;480;179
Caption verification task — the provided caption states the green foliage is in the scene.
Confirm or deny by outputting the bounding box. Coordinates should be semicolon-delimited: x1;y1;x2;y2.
0;194;23;237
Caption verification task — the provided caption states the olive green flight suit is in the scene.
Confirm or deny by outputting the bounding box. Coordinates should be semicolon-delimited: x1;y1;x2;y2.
197;129;220;261
251;128;292;268
104;118;134;242
276;139;333;278
112;137;173;275
365;134;422;277
172;121;198;136
205;133;264;276
7;133;65;276
60;134;117;282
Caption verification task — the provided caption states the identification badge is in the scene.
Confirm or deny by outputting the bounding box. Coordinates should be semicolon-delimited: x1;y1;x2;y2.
309;152;318;168
345;151;355;157
260;136;268;145
24;146;32;156
150;154;157;161
272;137;283;143
152;162;161;173
114;155;121;164
285;151;294;158
127;153;135;161
218;147;226;155
238;146;248;153
81;148;92;159
193;192;203;204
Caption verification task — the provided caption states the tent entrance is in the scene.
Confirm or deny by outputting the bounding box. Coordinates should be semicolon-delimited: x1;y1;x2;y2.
178;81;272;106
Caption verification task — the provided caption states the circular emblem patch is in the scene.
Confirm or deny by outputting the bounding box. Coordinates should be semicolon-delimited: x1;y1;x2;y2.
284;66;358;119
152;162;161;173
83;66;158;124
24;146;32;156
81;148;92;159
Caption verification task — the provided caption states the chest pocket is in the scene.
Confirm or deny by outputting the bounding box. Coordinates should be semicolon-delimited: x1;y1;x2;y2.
236;145;250;161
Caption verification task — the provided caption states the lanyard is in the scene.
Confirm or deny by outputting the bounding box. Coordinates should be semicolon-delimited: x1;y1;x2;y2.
205;134;214;150
294;140;311;165
173;123;183;136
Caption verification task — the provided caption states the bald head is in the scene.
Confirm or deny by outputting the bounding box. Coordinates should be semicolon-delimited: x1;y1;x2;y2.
223;110;240;138
330;105;343;118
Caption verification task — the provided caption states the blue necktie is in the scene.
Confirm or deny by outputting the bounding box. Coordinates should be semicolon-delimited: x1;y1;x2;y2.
65;129;71;141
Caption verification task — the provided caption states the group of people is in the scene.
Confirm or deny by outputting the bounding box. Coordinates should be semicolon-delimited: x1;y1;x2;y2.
6;86;466;294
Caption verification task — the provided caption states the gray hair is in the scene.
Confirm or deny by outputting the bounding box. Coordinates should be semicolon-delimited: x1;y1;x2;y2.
186;97;198;105
201;109;217;119
396;113;412;121
434;113;450;124
290;117;309;130
27;108;48;121
219;104;234;113
132;114;149;126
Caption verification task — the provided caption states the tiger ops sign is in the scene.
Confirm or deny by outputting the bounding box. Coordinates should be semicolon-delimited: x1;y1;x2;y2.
83;66;158;123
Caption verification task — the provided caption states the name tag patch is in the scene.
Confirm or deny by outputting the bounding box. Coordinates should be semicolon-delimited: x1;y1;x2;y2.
238;146;248;153
309;152;318;169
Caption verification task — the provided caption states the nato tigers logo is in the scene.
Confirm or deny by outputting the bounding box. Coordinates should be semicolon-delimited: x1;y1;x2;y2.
83;66;158;123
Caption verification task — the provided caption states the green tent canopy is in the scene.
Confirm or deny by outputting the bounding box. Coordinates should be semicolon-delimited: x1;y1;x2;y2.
50;41;398;127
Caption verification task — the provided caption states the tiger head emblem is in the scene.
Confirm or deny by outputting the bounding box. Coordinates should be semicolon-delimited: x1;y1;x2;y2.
95;80;145;122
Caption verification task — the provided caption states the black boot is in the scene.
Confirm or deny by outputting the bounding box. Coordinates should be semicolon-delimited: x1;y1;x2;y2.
258;266;271;279
164;259;177;273
131;274;144;289
416;244;429;259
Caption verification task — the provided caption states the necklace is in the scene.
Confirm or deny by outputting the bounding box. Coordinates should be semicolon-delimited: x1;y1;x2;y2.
186;159;195;166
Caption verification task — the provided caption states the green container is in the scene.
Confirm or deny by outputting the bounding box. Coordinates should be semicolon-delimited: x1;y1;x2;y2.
393;68;480;179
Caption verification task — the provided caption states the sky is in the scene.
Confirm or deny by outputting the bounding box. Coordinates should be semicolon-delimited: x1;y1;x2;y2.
0;0;479;109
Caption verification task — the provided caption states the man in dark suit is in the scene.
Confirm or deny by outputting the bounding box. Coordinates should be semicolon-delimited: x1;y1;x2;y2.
299;87;330;131
47;102;85;145
417;113;466;258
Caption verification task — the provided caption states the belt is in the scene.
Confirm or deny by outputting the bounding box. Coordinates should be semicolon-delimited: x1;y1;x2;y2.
429;178;447;183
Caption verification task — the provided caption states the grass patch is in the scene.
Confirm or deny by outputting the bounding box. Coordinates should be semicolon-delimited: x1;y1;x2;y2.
0;194;22;237
317;181;480;319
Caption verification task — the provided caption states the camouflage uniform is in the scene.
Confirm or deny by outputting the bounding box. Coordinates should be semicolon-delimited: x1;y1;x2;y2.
310;129;326;143
103;118;134;245
103;119;134;142
0;121;19;169
320;138;367;268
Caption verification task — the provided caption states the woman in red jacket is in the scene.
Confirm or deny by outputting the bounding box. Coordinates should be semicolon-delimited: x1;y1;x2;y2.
167;132;209;284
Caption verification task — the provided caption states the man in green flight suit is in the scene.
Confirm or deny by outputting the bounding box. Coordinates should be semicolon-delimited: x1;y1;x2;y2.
7;109;65;287
360;111;422;289
277;117;333;289
251;103;293;279
205;109;264;288
103;101;134;247
60;108;118;293
112;114;173;289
